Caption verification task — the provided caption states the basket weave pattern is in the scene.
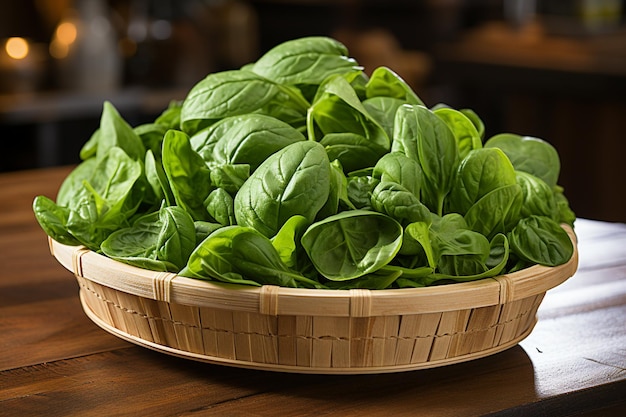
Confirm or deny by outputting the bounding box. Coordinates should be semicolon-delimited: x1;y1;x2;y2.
50;229;577;374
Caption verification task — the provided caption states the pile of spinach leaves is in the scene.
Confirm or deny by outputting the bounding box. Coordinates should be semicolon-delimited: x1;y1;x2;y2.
33;36;576;290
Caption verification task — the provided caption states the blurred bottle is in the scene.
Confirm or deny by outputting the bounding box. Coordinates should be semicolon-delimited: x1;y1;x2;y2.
51;0;121;92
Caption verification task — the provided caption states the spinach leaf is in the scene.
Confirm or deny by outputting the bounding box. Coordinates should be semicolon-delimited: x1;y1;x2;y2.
193;221;223;245
392;104;459;215
251;36;361;86
32;196;81;246
79;129;99;160
205;188;236;226
404;221;436;267
317;159;355;219
324;268;404;290
181;225;322;288
65;147;144;250
460;108;485;139
231;230;324;288
307;74;390;169
346;175;379;209
365;66;424;105
234;141;330;237
301;210;403;281
509;216;574;266
180;70;310;134
271;215;309;269
485;134;561;188
101;205;196;272
516;171;559;220
553;185;576;227
191;114;305;171
421;233;510;285
134;123;167;159
179;226;263;286
209;163;250;196
370;182;431;226
56;158;97;207
320;132;388;173
162;130;213;221
154;100;182;129
144;149;174;206
447;148;518;215
372;152;423;197
96;101;146;163
362;96;407;139
464;184;523;239
434;107;482;160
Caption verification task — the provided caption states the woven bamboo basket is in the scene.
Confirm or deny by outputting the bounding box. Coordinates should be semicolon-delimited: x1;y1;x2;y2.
48;226;578;374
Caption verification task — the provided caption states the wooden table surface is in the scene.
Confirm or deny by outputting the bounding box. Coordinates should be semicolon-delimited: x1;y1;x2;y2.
1;165;625;417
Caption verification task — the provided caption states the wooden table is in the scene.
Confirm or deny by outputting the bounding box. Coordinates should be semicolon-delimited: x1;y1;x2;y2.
1;166;625;416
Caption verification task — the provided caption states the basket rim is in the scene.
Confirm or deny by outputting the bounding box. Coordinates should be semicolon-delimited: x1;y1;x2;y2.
49;226;578;317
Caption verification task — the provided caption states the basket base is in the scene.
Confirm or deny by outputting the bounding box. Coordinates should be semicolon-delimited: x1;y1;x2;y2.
79;291;536;375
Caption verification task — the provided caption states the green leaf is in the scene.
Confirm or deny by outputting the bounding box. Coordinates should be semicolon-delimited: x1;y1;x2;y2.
509;216;573;266
434;107;482;160
96;101;146;163
516;171;559;220
464;184;523;239
234;141;330;237
392;104;459;215
301;210;403;280
209;164;250;196
370;181;431;226
180;70;309;134
372;152;423;197
162;130;213;221
101;205;196;272
485;134;561;188
365;66;424;105
65;147;143;250
205;188;235;226
447;148;518;215
179;226;262;286
32;196;81;246
251;36;361;86
271;215;309;269
308;74;390;154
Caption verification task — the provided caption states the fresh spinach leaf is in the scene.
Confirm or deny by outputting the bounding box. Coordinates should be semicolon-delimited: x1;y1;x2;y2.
509;215;573;266
392;104;459;215
192;114;305;171
447;148;518;215
234;141;330;237
209;163;250;196
434;107;482;160
65;147;144;250
162;129;213;221
370;181;431;226
485;134;561;188
365;66;424;105
301;210;403;281
101;205;196;272
251;36;361;86
205;188;236;226
180;70;310;134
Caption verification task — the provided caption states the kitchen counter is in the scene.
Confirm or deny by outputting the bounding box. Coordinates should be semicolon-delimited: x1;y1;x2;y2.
1;165;625;416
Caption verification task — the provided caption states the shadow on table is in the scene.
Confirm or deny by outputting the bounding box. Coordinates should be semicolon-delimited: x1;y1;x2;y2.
149;344;538;415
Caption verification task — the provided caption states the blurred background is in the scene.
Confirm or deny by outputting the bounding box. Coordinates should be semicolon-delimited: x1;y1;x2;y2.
1;0;625;222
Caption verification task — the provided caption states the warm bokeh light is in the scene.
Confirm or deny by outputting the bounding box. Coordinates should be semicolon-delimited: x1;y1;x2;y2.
5;37;29;60
49;39;69;59
56;21;77;45
50;19;77;59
